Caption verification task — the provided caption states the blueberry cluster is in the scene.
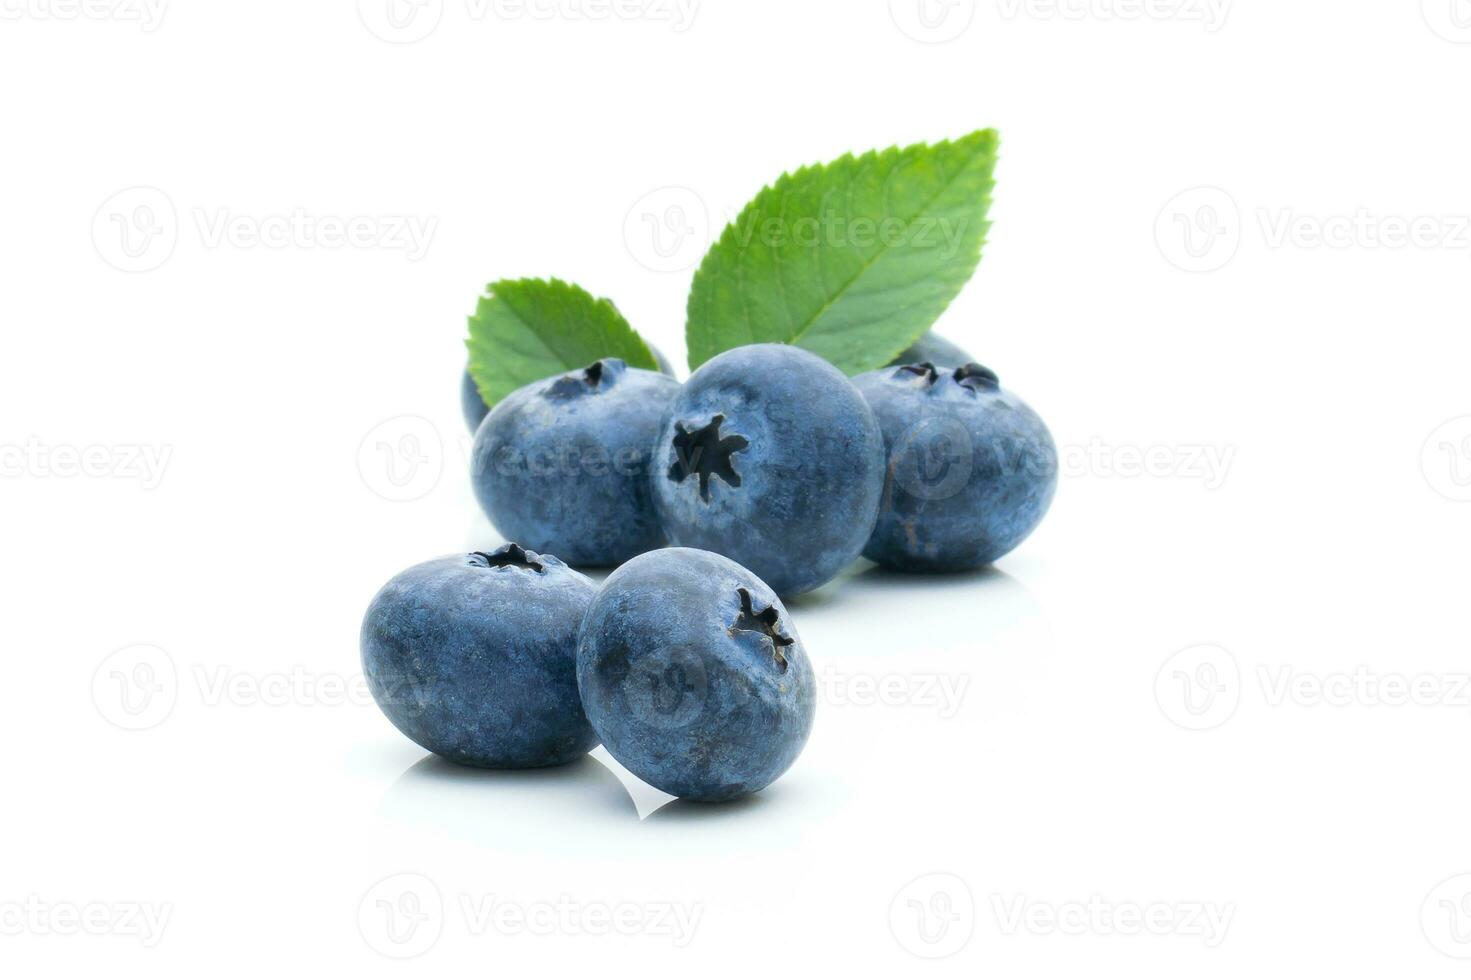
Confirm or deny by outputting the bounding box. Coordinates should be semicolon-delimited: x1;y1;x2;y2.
363;337;1055;801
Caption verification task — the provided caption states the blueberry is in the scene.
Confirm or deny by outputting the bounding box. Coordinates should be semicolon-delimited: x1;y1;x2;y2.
855;362;1057;572
471;359;681;567
461;345;676;434
461;368;491;432
889;332;971;368
651;344;885;596
360;544;598;768
576;548;815;801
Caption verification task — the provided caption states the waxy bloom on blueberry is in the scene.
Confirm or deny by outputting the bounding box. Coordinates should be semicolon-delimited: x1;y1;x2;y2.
472;358;680;567
360;544;598;768
576;548;815;802
855;361;1057;572
651;344;885;596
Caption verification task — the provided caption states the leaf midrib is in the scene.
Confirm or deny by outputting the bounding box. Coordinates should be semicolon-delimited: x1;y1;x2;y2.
784;144;989;349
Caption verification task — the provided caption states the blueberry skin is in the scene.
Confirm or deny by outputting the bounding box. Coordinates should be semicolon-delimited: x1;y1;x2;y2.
855;362;1058;572
360;545;599;768
471;359;682;568
889;332;972;368
462;346;675;434
462;368;491;433
576;548;815;802
651;344;885;596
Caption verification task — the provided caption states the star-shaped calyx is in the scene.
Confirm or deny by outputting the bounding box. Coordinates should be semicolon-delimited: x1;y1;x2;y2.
468;543;544;573
667;414;749;502
730;587;793;672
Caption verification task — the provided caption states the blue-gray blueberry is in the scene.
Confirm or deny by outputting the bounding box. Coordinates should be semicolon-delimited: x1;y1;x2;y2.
462;345;675;433
360;545;597;768
576;548;815;802
472;359;681;567
855;362;1057;571
651;344;885;596
889;331;971;368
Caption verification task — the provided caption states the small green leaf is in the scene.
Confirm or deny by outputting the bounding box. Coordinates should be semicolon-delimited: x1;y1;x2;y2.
686;130;999;374
466;278;659;408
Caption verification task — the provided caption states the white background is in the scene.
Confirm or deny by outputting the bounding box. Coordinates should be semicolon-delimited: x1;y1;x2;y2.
2;0;1470;975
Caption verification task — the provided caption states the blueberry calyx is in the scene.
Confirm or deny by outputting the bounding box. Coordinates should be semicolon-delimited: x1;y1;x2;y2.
730;587;793;672
954;363;1000;391
468;543;544;573
667;414;750;503
547;359;624;399
898;361;1000;393
898;362;942;384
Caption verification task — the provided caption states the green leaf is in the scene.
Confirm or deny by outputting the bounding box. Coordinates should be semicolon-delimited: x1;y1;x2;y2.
465;278;659;408
686;130;999;375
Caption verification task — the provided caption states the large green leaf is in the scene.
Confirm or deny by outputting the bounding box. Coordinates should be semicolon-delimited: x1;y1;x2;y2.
465;278;659;408
686;130;998;374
